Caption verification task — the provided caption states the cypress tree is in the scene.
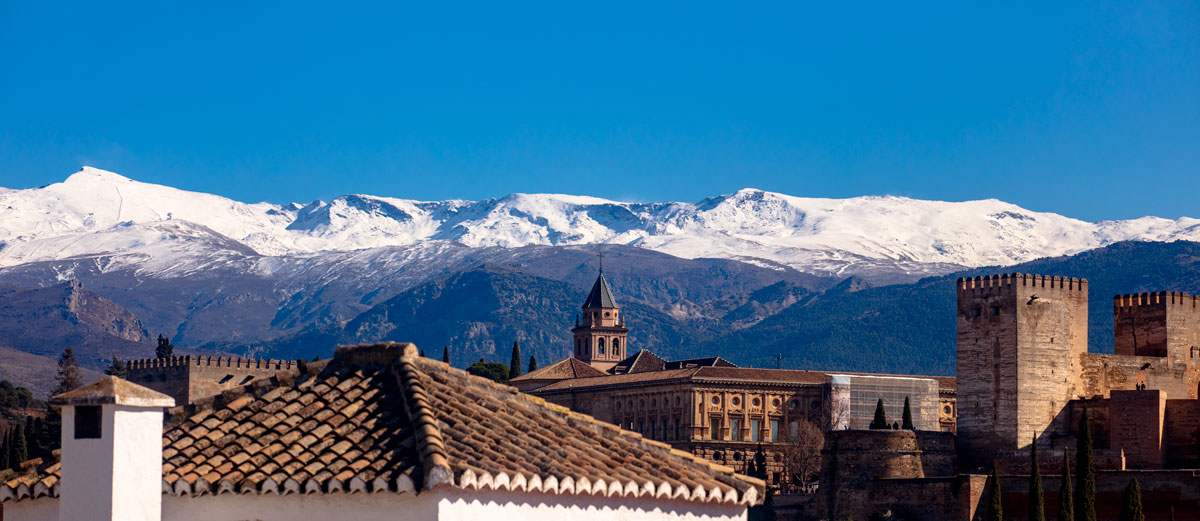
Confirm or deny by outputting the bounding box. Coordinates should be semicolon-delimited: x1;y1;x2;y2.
10;417;27;464
442;345;450;364
1058;448;1073;521
870;398;887;429
53;348;81;396
1075;408;1096;521
1029;436;1045;521
420;349;426;358
901;396;914;430
1;428;10;470
509;341;522;379
104;355;126;378
1117;479;1143;521
155;334;175;359
23;416;37;459
989;467;1003;521
528;354;538;373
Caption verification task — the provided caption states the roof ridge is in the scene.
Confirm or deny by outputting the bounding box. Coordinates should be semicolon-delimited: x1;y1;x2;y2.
392;349;453;490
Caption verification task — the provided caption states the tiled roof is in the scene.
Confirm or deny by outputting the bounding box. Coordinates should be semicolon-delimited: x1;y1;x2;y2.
510;357;607;383
0;452;60;503
665;356;738;370
2;343;761;506
610;350;667;375
535;364;955;393
581;272;619;309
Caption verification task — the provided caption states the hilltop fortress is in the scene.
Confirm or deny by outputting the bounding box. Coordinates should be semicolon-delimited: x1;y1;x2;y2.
956;274;1200;471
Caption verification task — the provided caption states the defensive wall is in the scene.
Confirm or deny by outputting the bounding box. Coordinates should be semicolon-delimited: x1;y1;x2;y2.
995;470;1200;521
819;429;959;520
125;355;296;405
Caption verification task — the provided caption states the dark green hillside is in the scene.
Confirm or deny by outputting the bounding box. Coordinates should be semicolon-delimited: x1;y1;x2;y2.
266;266;717;366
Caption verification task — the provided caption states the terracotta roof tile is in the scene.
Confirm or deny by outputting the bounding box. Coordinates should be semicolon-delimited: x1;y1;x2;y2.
2;342;761;506
510;357;607;383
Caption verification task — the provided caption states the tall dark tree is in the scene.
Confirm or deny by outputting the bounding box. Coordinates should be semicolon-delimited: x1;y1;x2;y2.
53;348;82;396
155;334;174;359
869;398;887;429
1075;408;1096;521
509;341;522;379
901;396;914;430
9;417;27;465
104;355;126;378
1029;436;1045;521
1059;448;1074;521
528;354;538;373
442;345;450;365
22;416;38;459
466;360;509;384
420;349;426;358
1;428;10;469
1117;479;1143;521
989;466;1003;521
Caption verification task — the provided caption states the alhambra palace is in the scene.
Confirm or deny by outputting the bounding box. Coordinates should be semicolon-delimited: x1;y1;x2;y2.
4;269;1200;520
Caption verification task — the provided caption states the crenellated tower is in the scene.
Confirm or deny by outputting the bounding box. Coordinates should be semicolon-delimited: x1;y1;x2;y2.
955;273;1088;469
572;269;629;372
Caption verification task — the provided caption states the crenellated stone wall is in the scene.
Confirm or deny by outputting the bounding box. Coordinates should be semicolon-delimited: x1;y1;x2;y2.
125;356;296;405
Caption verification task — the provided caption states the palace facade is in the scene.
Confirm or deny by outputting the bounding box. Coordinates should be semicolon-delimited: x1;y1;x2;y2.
512;269;957;487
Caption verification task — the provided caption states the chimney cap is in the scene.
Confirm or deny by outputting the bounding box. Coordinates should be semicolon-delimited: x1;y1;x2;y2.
50;376;175;408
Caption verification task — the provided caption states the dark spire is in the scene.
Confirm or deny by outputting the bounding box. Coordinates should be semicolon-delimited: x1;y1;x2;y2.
582;272;619;309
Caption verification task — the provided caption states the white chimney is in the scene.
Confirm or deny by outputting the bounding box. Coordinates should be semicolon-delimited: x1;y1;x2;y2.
51;376;175;521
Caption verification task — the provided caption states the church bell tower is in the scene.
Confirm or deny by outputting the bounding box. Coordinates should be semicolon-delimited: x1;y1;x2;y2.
572;269;629;372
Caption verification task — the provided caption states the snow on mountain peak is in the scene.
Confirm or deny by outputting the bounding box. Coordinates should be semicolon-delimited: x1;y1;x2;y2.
1;168;1199;278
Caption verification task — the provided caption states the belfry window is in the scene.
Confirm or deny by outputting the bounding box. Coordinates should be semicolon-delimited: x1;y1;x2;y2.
612;338;620;352
598;338;605;354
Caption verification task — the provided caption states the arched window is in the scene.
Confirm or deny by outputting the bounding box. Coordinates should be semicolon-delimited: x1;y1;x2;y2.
612;338;620;353
598;337;605;354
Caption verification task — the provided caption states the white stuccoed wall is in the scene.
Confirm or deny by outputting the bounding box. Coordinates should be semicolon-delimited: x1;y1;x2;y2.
57;404;164;521
435;488;748;521
5;487;747;521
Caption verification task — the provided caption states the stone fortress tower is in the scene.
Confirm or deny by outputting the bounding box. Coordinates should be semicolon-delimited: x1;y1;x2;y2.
956;273;1200;471
955;274;1089;467
571;269;629;372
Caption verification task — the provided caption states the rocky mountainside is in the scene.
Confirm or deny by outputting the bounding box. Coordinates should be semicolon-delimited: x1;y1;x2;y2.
0;281;154;369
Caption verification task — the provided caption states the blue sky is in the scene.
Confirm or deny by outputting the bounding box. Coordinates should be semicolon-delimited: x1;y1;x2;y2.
1;2;1196;220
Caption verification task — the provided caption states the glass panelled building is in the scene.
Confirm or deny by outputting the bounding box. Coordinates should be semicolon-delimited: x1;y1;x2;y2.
829;374;939;430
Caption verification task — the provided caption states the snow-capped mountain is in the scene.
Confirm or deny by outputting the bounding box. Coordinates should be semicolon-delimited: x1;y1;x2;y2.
3;167;1200;278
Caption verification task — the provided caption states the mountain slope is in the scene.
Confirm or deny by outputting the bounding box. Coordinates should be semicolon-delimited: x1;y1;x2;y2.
3;167;1200;281
0;281;154;369
707;240;1200;375
267;267;718;365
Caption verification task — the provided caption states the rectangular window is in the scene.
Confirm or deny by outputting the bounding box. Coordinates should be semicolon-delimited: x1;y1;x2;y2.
650;420;657;439
674;417;681;440
750;419;761;442
710;417;722;440
638;420;644;435
770;420;780;442
74;405;102;439
731;418;741;441
789;421;799;441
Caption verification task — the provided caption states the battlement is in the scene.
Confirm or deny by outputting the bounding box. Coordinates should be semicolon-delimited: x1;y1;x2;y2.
126;355;295;371
1114;291;1199;312
956;273;1087;294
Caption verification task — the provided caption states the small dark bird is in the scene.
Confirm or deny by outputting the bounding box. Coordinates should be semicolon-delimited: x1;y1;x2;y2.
1027;295;1039;305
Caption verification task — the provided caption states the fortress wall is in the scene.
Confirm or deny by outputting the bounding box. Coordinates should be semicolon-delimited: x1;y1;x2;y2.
1079;353;1198;400
125;356;296;404
1164;399;1200;468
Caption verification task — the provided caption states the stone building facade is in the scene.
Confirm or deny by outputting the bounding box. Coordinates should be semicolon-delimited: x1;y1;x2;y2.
513;269;956;487
125;355;295;405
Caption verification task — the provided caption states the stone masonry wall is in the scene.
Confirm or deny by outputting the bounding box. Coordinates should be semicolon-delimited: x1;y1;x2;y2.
1114;292;1200;368
956;274;1087;468
1164;399;1200;468
126;356;296;404
1108;390;1168;469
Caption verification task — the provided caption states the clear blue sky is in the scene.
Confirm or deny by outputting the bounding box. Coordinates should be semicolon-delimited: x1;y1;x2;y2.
1;2;1196;220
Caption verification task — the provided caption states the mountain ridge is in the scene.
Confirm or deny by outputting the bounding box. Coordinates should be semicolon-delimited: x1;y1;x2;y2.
4;167;1200;281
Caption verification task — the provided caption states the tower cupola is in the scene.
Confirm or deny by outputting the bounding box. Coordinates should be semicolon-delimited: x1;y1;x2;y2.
572;269;629;372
